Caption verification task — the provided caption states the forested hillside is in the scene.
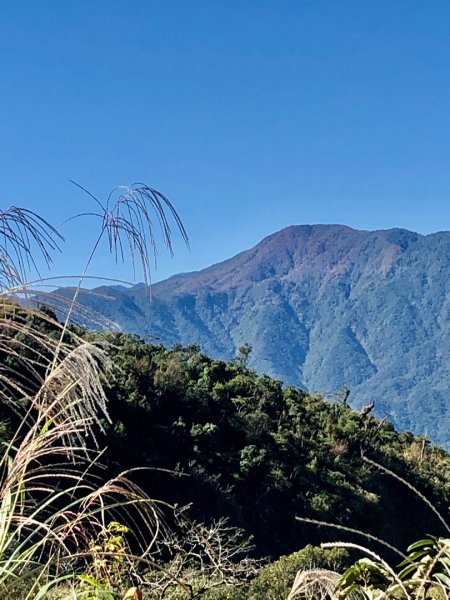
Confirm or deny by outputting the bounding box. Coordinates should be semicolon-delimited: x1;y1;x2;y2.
54;224;450;447
88;332;450;561
3;305;450;597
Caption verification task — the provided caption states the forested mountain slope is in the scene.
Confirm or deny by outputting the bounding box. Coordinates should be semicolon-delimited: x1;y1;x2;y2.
95;334;450;560
57;224;450;446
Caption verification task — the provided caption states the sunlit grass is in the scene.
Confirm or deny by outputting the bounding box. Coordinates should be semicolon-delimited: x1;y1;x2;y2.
0;183;187;598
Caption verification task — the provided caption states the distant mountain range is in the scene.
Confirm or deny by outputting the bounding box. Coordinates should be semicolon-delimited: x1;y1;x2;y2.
51;224;450;447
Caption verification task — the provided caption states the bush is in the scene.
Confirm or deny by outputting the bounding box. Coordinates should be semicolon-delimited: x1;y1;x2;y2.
201;545;350;600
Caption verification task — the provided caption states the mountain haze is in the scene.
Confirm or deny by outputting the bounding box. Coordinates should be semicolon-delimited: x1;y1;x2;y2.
60;225;450;446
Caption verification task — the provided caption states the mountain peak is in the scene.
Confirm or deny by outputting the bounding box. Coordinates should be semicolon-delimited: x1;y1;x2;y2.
59;223;450;447
153;224;416;294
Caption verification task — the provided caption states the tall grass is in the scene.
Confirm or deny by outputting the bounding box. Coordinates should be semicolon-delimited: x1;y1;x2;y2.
0;184;188;598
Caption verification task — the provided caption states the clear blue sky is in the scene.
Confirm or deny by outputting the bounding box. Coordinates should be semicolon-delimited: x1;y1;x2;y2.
2;1;450;284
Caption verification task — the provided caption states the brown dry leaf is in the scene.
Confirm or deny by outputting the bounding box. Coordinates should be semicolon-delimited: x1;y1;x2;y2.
123;587;142;600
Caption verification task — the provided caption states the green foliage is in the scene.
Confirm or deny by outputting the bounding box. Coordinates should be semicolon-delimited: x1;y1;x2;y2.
202;589;247;600
6;319;450;597
60;224;450;450
98;335;450;560
335;535;450;599
247;545;350;600
87;521;130;590
5;196;450;598
201;545;350;600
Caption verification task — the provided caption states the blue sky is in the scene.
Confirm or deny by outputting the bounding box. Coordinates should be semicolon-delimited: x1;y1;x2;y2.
2;1;450;284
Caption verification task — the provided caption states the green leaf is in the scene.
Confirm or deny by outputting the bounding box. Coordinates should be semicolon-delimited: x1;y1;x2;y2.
406;549;433;562
398;563;420;580
434;572;450;587
407;537;437;553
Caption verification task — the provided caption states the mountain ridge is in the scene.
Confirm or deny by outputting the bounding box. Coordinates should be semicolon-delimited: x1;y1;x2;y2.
51;224;450;447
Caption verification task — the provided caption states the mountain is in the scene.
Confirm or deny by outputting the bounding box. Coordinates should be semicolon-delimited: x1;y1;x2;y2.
54;224;450;447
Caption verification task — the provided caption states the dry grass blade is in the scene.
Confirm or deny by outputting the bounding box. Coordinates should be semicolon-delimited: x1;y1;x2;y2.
0;360;164;595
69;181;189;287
361;454;450;534
0;207;63;290
36;290;120;331
34;341;113;448
287;568;346;600
11;281;123;332
295;516;406;559
0;182;190;597
0;303;112;449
